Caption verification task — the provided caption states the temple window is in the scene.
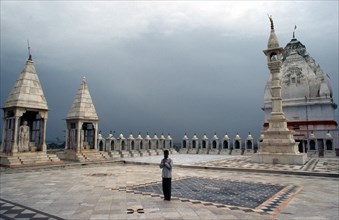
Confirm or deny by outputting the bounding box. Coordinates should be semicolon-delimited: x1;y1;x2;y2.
291;77;296;83
270;53;278;61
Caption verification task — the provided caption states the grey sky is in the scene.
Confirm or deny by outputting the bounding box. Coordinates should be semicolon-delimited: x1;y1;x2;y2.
1;1;338;143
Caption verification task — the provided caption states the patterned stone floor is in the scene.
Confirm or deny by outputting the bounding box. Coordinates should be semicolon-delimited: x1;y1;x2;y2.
194;157;303;171
0;155;338;219
312;158;339;173
113;176;302;217
124;154;339;174
0;198;64;220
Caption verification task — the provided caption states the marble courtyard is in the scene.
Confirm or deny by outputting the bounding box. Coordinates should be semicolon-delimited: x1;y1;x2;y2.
0;155;338;220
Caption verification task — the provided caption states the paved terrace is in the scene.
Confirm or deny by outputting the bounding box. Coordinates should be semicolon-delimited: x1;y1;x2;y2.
0;154;338;220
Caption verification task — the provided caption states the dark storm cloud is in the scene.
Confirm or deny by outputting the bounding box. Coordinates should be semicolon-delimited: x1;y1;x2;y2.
1;1;338;142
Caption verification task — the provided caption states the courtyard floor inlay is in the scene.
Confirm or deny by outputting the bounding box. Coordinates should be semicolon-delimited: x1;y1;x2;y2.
112;176;302;217
0;198;65;220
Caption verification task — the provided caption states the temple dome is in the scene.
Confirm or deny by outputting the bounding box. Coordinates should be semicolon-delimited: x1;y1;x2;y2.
247;133;253;140
202;134;208;140
234;134;241;140
145;134;151;140
212;134;218;140
128;133;134;140
264;37;333;102
223;134;230;140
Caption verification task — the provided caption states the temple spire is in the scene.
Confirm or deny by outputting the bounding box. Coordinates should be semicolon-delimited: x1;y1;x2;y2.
266;15;280;49
27;40;32;61
293;25;297;39
268;14;274;30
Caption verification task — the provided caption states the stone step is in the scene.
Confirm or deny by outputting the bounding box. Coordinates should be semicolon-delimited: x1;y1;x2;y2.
170;149;178;154
79;151;111;162
119;151;131;158
179;148;188;154
47;154;61;162
187;149;199;154
0;152;64;167
0;156;23;166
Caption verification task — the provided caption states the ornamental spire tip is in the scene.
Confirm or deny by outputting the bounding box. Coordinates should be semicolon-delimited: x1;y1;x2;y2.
268;14;274;30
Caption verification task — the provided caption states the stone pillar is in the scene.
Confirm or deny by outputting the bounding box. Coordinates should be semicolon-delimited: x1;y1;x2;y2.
12;115;20;154
41;113;48;152
76;121;81;153
252;17;307;165
1;118;6;153
65;123;69;150
94;122;98;150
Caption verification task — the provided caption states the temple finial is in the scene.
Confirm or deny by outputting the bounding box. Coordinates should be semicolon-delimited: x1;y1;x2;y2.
293;25;297;38
27;40;32;61
268;14;274;30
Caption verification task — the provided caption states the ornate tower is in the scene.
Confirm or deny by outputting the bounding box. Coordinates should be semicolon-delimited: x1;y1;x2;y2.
252;17;307;165
263;30;337;155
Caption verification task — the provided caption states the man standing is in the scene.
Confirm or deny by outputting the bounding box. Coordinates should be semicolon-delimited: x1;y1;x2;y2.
160;150;173;201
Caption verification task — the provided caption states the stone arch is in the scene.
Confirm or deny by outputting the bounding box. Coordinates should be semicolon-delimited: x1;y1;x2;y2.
270;52;278;61
192;140;197;148
111;140;115;151
20;111;44;151
131;140;135;150
99;140;104;151
82;122;95;150
326;140;333;150
246;140;253;150
309;140;316;150
212;140;217;148
223;140;228;149
235;140;240;149
182;140;187;148
121;140;125;150
202;140;207;148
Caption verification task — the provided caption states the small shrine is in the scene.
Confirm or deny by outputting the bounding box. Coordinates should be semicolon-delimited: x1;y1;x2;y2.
0;52;61;167
58;78;109;161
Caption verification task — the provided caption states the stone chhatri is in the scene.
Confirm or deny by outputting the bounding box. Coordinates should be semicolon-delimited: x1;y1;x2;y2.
1;54;61;167
252;16;307;165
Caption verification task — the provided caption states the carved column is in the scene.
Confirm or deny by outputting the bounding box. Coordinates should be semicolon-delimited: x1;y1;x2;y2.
1;117;6;153
12;116;19;154
41;117;47;152
76;121;82;153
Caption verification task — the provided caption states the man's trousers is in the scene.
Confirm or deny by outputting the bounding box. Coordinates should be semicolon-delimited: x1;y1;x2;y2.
162;178;171;200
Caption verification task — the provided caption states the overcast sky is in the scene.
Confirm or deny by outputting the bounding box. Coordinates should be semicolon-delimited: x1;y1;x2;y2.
1;1;338;143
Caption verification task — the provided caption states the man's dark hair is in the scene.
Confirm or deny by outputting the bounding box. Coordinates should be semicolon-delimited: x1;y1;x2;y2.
164;150;169;154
